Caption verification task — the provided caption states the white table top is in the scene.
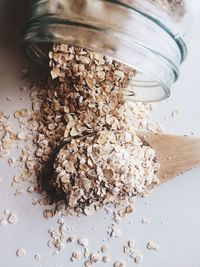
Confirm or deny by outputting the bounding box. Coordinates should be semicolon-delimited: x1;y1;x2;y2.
0;1;200;267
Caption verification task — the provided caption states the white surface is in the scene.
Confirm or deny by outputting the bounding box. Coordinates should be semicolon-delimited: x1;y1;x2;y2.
0;1;200;267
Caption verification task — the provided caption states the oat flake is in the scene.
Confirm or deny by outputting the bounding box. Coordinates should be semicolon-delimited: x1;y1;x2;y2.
8;212;18;224
16;248;26;257
147;241;159;251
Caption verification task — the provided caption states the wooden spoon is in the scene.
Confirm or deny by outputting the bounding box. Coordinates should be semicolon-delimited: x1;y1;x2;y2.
139;132;200;183
43;131;200;194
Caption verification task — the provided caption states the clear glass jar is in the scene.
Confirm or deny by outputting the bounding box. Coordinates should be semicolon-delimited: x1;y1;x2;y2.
22;0;200;102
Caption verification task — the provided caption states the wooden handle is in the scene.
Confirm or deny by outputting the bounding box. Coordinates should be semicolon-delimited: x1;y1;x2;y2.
139;133;200;183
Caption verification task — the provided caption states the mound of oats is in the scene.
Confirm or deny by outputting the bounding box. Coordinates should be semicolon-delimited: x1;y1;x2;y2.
26;44;160;216
52;129;158;214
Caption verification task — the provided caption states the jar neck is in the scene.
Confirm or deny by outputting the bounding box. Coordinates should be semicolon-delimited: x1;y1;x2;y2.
23;0;187;102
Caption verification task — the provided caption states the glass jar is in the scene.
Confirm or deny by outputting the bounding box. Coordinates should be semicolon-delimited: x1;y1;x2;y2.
22;0;200;102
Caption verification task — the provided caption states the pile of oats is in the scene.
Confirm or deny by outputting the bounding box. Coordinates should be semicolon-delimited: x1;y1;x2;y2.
52;129;158;214
21;44;160;216
0;44;163;266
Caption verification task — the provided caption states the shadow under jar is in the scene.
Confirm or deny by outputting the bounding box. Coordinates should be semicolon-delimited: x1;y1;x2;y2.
22;0;200;102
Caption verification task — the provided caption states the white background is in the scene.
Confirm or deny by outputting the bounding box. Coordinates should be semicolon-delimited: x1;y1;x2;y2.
0;1;200;267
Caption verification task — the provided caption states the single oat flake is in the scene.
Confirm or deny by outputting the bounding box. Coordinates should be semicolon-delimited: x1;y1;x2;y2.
34;254;41;260
16;248;26;257
77;238;89;247
147;241;159;251
101;244;109;253
114;260;126;267
7;212;18;224
102;255;110;263
71;251;81;261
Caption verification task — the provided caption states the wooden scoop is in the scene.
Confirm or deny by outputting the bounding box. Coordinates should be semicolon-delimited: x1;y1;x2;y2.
43;132;200;190
140;133;200;183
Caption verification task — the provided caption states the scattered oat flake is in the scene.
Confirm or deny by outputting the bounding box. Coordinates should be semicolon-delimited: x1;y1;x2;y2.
102;255;110;263
67;236;75;243
43;209;54;219
114;260;126;267
123;240;143;263
8;157;16;166
14;108;30;118
8;212;18;224
71;251;81;261
4;209;11;216
84;260;93;267
27;186;35;193
84;205;96;216
141;218;150;224
90;252;101;263
127;240;134;248
77;238;88;247
83;248;90;258
147;241;159;251
15;188;25;196
34;254;41;260
16;248;26;257
108;224;122;238
134;251;143;264
101;244;109;253
171;110;179;117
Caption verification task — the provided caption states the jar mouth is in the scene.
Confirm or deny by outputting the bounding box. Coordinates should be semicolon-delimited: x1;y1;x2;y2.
22;0;187;102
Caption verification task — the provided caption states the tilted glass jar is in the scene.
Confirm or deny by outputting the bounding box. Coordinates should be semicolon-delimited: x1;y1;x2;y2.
22;0;200;102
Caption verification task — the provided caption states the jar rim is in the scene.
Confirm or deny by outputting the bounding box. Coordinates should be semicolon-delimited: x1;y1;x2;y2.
22;0;187;102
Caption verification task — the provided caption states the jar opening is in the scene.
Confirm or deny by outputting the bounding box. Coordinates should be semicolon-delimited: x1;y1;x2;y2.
22;0;187;102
